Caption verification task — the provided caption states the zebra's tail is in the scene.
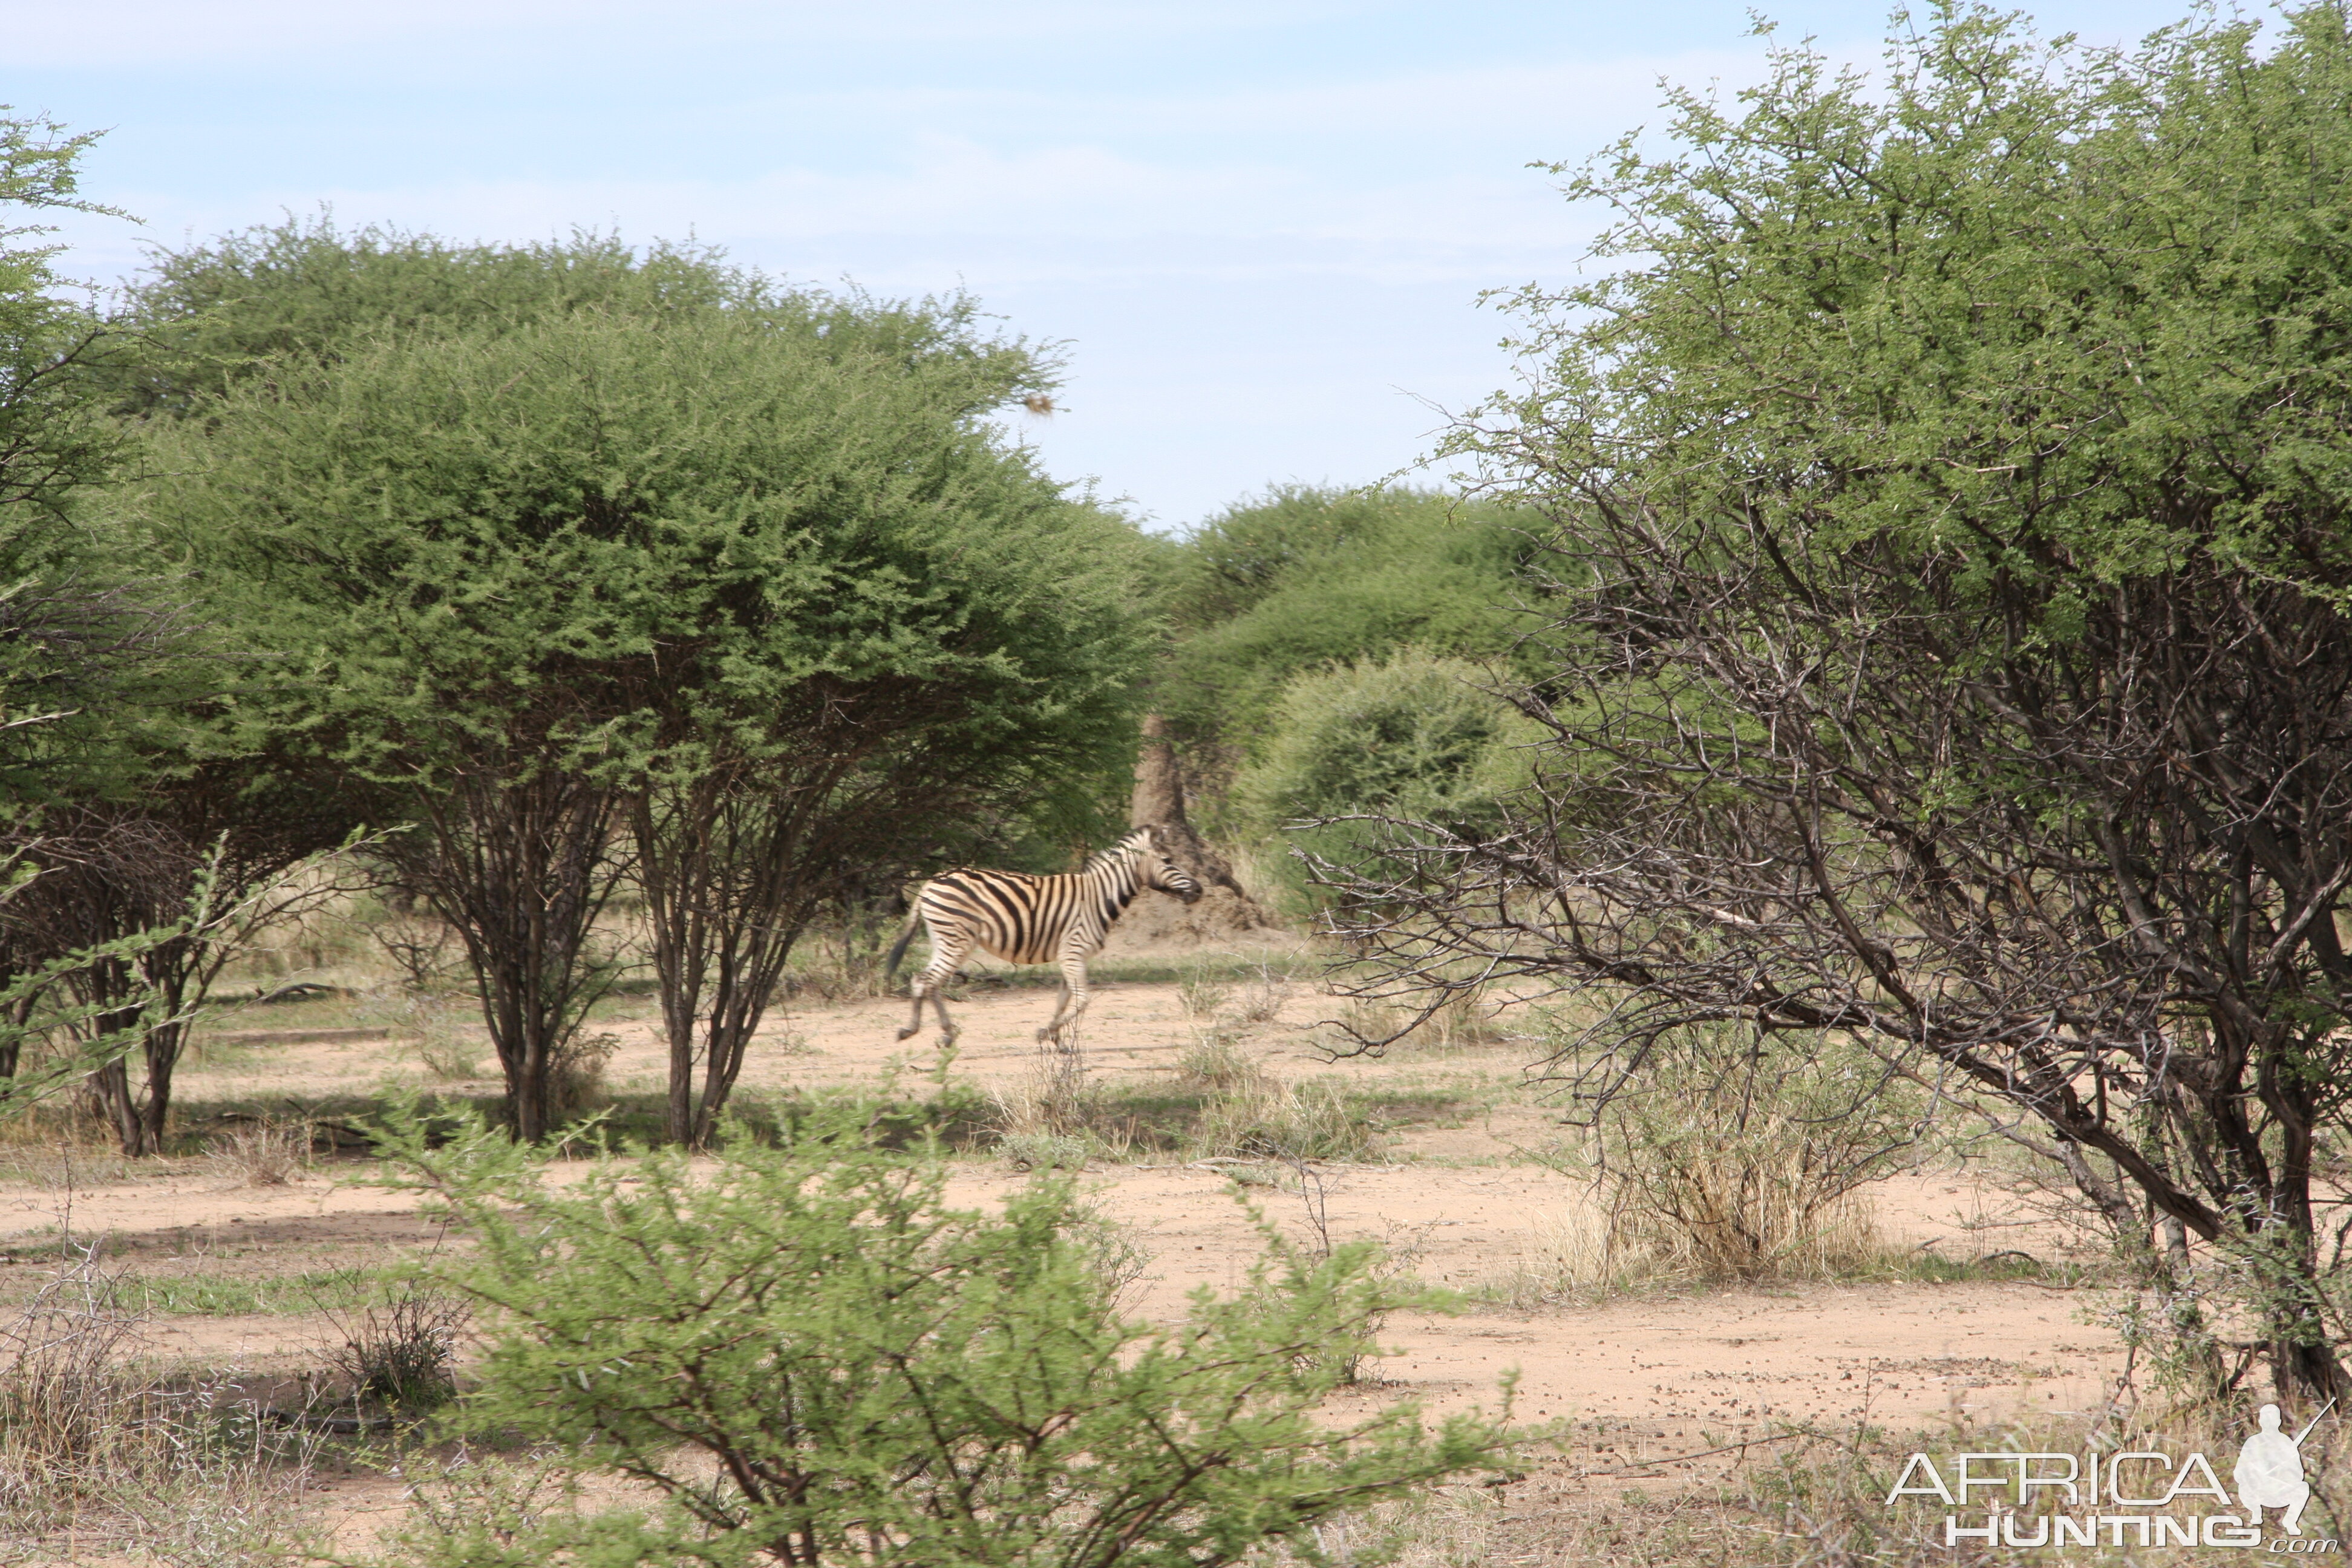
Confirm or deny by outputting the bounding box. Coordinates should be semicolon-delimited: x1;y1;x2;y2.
884;913;922;984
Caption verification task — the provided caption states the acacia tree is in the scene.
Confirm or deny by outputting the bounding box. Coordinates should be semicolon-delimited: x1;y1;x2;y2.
0;786;358;1151
617;462;1144;1148
0;111;277;1140
1320;5;2352;1400
152;283;1146;1142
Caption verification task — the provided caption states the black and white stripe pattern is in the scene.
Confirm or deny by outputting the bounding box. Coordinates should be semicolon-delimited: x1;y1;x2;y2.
888;826;1203;1046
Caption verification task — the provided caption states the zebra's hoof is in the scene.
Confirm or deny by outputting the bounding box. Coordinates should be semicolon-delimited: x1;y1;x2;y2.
895;1025;919;1042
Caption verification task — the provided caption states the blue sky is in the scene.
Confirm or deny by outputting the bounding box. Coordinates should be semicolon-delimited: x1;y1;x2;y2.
11;0;2195;529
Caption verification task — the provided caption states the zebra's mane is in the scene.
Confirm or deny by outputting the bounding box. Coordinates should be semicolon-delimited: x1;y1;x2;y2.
1080;828;1156;874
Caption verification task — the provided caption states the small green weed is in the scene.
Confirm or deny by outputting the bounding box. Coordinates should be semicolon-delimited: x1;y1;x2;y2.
998;1131;1092;1170
131;1266;397;1317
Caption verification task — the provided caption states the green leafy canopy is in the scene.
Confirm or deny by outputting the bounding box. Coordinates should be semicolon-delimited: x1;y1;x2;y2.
1158;487;1537;760
1461;1;2352;619
143;302;1148;792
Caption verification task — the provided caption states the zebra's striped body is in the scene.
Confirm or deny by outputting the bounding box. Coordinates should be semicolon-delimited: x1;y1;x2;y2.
888;826;1203;1047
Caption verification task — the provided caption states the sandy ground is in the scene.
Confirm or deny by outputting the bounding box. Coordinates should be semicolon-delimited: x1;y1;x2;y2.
0;947;2129;1555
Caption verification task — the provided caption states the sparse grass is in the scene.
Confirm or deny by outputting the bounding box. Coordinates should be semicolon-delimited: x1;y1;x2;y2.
1488;1187;1887;1303
1228;964;1292;1027
128;1264;402;1318
973;1046;1449;1167
200;988;377;1037
1515;1405;2347;1565
1530;1028;1931;1285
0;1122;140;1186
1177;962;1232;1020
975;1036;1403;1165
547;1030;619;1122
1485;1198;2087;1307
0;1244;327;1563
951;953;1299;991
1619;1174;1887;1284
1189;1076;1384;1163
1284;1407;2297;1565
988;1051;1086;1137
1250;1481;1504;1567
1864;1245;2088;1287
364;991;488;1081
1484;1204;1665;1305
1175;1030;1267;1094
1319;985;1514;1059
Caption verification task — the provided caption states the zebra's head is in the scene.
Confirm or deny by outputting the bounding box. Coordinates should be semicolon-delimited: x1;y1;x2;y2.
1140;826;1204;904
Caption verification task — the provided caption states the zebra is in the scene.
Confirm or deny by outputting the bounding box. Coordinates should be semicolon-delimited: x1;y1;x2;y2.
886;826;1203;1047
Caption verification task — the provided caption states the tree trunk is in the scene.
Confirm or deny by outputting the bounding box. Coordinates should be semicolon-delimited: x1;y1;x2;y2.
1127;713;1259;908
1131;713;1188;830
411;768;624;1144
634;774;822;1150
80;968;158;1155
0;977;33;1080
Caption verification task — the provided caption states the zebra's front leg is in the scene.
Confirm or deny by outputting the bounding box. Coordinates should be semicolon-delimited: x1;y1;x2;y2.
1037;953;1093;1047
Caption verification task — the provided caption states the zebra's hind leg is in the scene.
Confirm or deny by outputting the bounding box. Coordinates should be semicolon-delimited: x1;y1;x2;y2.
900;930;969;1044
901;967;962;1047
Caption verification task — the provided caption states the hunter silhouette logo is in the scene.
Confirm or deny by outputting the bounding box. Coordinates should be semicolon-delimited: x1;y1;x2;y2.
1885;1402;2339;1550
2236;1402;2329;1537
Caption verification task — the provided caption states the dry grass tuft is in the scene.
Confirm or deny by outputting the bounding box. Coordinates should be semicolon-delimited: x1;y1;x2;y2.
1228;964;1293;1027
1176;1030;1270;1096
549;1030;619;1122
1607;1145;1883;1284
1189;1075;1380;1164
1175;964;1231;1020
204;1117;313;1187
1543;1026;1922;1287
0;1247;159;1531
989;1044;1093;1138
320;1284;470;1413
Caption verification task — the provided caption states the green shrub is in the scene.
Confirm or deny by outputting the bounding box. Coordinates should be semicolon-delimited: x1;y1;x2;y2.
1158;487;1536;760
366;1104;1509;1568
1237;652;1530;827
1233;652;1535;909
